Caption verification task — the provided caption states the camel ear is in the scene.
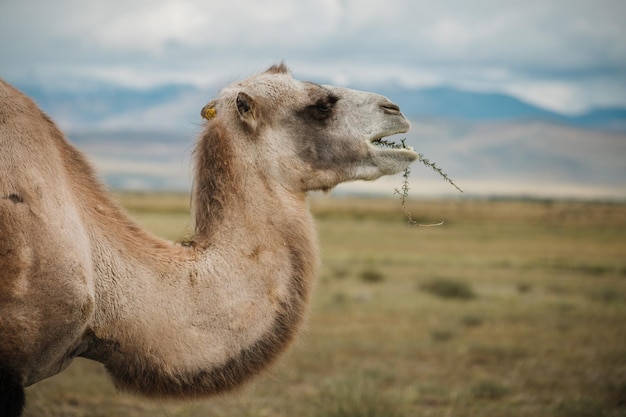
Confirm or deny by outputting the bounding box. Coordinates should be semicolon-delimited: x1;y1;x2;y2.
236;92;258;131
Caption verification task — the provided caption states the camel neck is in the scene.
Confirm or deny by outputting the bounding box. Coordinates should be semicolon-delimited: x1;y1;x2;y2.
83;125;318;397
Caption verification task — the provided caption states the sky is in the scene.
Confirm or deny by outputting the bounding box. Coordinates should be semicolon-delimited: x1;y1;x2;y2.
1;0;625;115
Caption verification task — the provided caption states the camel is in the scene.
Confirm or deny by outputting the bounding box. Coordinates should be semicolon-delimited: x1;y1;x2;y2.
0;63;417;416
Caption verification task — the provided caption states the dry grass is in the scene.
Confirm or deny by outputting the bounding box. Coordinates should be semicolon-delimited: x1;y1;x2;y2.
23;195;626;417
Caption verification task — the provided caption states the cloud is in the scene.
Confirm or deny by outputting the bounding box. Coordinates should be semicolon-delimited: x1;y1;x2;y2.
1;0;625;113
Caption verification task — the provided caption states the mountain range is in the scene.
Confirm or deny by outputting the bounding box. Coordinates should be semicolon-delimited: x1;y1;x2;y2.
14;81;626;132
8;80;626;199
383;86;626;132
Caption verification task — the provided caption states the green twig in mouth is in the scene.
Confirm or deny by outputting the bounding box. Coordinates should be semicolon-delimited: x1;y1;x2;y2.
375;138;463;225
415;152;463;194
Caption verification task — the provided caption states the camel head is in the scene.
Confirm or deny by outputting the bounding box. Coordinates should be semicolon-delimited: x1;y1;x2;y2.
200;64;418;192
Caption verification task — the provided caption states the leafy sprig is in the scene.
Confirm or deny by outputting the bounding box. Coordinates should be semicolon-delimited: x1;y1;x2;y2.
374;138;463;225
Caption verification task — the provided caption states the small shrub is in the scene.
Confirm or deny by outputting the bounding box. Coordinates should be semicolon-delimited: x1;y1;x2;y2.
516;282;532;294
554;302;576;313
554;398;613;417
461;315;484;327
587;288;622;303
360;268;385;283
577;264;611;276
420;278;475;300
468;344;528;366
607;379;626;407
547;284;568;295
431;329;455;342
471;380;511;400
311;377;404;417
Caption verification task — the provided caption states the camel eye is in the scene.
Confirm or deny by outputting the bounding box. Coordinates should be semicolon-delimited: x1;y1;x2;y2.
314;95;339;115
315;100;332;113
298;94;339;122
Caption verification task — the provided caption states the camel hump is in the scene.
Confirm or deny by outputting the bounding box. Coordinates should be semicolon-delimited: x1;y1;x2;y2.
0;366;25;417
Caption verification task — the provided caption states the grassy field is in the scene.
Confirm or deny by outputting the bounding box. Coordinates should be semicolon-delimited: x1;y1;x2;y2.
23;195;626;417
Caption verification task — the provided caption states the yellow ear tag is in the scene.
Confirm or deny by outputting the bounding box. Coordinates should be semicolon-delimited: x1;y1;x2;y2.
203;107;217;120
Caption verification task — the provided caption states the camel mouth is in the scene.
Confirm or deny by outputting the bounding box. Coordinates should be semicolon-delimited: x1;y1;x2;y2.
369;136;418;160
365;135;418;176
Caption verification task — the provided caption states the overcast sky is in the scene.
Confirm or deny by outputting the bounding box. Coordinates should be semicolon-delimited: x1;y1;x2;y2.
1;0;625;114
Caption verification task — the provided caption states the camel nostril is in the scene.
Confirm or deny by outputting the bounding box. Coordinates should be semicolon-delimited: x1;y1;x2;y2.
381;102;401;115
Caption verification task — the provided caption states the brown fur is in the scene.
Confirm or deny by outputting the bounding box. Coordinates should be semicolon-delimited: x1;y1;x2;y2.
192;120;238;244
0;65;416;415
